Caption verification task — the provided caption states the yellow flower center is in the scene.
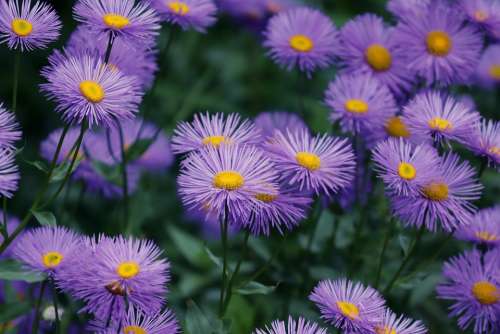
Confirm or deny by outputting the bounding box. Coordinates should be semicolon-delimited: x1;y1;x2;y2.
168;1;190;15
295;152;321;171
345;99;369;114
474;10;489;22
426;31;452;57
375;326;397;334
472;281;499;305
123;325;147;334
398;162;417;180
11;18;33;37
422;182;449;201
336;301;359;319
79;80;105;103
116;261;140;279
213;171;244;190
489;65;500;80
255;193;277;203
385;117;410;138
475;231;498;242
365;44;392;71
42;251;64;269
289;34;314;52
428;117;452;131
202;135;226;147
488;146;500;156
103;14;130;29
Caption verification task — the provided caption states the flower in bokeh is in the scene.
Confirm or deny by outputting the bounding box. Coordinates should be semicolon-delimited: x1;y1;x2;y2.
0;104;21;149
386;0;430;19
460;0;500;39
0;149;19;198
466;119;500;168
40;127;86;166
0;0;61;51
309;278;385;333
149;0;217;32
254;316;327;334
475;44;500;89
437;249;500;334
373;309;428;334
254;111;308;141
455;206;500;247
264;7;338;75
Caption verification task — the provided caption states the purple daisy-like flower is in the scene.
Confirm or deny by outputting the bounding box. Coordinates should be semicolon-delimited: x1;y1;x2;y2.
74;0;160;47
0;103;21;149
466;119;500;168
476;44;500;89
41;51;142;128
455;206;500;247
386;0;430;19
11;226;82;278
254;316;327;334
372;309;428;334
266;129;355;197
149;0;217;32
460;0;500;39
336;14;416;97
254;111;308;141
171;112;260;155
0;0;61;51
402;90;481;146
325;73;398;135
393;1;483;85
309;278;386;333
0;149;19;198
391;153;483;232
263;7;338;75
372;139;439;197
437;249;500;334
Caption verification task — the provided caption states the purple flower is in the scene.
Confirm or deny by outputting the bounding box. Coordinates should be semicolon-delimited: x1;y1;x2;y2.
0;0;61;51
0;148;19;198
459;0;500;39
309;278;386;333
402;90;481;146
391;153;483;232
254;111;308;141
171;112;260;155
455;206;500;247
73;0;160;47
325;73;398;135
466;118;500;168
437;249;500;334
0;210;20;258
393;2;483;85
40;127;86;165
476;44;500;89
372;309;428;334
0;103;21;149
149;0;217;32
265;129;355;197
41;51;143;128
386;0;430;19
254;316;327;334
336;14;416;96
263;7;338;75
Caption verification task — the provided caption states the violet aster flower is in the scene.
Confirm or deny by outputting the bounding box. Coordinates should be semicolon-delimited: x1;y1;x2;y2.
73;0;160;47
254;316;327;334
264;7;338;76
149;0;217;32
476;44;500;89
0;149;19;198
266;129;355;197
386;0;430;19
372;309;428;334
455;206;500;247
0;0;61;51
325;73;398;135
437;249;500;334
309;278;386;333
402;90;481;146
254;111;308;141
391;153;483;232
171;112;260;155
372;138;440;197
393;1;483;85
460;0;500;39
0;103;21;149
466;119;500;168
41;51;142;128
336;14;416;97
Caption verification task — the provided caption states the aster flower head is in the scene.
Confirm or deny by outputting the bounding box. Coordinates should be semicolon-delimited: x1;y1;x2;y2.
386;0;430;19
266;129;355;197
467;119;500;168
171;112;260;155
394;1;483;85
325;73;398;135
336;14;416;96
0;103;21;149
254;316;327;334
41;51;143;128
437;249;500;334
373;309;428;334
149;0;217;32
402;90;481;146
391;153;483;232
309;278;386;333
476;44;500;89
0;0;61;51
73;0;160;47
455;206;500;247
254;111;308;141
460;0;500;39
0;149;19;199
264;7;338;75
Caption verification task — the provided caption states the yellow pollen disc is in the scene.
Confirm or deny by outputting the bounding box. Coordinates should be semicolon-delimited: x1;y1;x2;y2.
202;135;226;147
475;231;498;242
103;14;130;29
474;10;489;22
365;44;392;71
426;31;452;57
385;116;410;138
336;301;359;320
488;146;500;156
79;80;105;103
472;281;499;305
375;326;397;334
116;261;140;279
398;162;417;180
345;99;369;114
422;182;449;201
296;152;321;171
168;1;190;15
123;325;147;334
489;65;500;80
255;193;277;203
428;117;452;131
213;171;244;190
42;251;64;269
11;18;33;37
289;34;314;52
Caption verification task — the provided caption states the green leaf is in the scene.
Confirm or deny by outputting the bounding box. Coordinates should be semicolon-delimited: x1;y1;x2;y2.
32;210;57;226
50;159;83;183
24;160;48;174
236;281;277;296
125;138;155;162
184;300;215;334
0;260;46;283
204;246;222;268
0;301;31;323
91;160;122;186
167;225;210;268
399;235;411;256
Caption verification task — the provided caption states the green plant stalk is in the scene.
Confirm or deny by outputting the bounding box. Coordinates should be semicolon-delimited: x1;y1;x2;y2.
117;122;130;233
52;280;60;334
32;279;47;334
218;208;229;318
12;52;20;113
374;217;395;289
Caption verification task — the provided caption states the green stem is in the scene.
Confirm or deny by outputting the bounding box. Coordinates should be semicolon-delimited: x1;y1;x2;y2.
306;200;321;252
117;122;129;233
478;158;487;179
104;32;115;64
51;280;60;334
12;52;20;113
218;207;229;318
0;198;8;239
374;217;395;288
32;280;47;334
